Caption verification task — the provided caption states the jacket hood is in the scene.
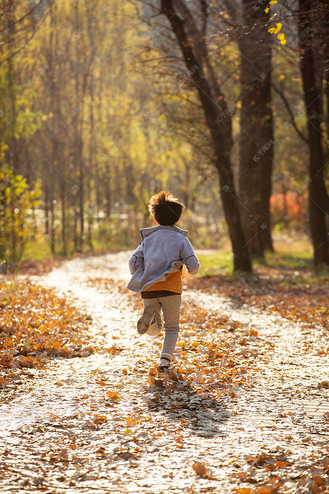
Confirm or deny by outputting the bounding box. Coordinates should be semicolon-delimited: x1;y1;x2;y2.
140;225;187;239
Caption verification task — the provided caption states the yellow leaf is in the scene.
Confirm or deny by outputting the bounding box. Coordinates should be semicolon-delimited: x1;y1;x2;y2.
269;22;282;34
106;391;120;401
126;416;136;426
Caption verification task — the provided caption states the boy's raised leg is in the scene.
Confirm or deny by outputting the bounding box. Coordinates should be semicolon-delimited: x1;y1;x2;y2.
137;299;161;335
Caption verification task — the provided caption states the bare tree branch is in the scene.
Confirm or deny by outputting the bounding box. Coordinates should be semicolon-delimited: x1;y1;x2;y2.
271;82;308;143
199;0;208;39
0;5;49;65
0;0;45;35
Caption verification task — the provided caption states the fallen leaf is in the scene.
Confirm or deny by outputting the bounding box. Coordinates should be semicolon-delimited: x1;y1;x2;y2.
126;416;136;426
106;391;120;401
192;462;207;477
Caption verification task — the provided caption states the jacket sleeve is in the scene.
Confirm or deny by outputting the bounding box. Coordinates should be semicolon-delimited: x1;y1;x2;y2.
128;242;144;274
181;238;200;274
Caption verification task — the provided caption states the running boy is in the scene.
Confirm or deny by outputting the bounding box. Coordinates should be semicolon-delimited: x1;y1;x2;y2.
127;191;200;372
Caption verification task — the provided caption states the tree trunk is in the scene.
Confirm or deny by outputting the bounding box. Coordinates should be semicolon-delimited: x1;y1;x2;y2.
87;82;95;251
73;0;85;253
298;0;329;265
44;183;49;235
61;185;66;255
48;1;56;255
161;0;252;272
95;75;104;218
238;0;274;258
5;2;19;173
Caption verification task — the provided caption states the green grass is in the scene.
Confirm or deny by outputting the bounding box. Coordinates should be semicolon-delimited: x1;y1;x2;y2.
196;238;314;278
253;250;313;270
196;251;233;277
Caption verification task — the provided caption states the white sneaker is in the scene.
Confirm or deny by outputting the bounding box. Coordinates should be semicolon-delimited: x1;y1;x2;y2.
158;358;171;374
146;320;162;336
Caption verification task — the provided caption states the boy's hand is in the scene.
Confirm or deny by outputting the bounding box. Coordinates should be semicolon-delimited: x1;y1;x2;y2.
181;265;189;279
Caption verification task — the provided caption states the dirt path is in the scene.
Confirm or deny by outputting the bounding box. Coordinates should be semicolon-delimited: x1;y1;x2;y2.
0;253;329;493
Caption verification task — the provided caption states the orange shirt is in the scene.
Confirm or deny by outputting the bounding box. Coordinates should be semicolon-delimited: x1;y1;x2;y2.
143;270;182;294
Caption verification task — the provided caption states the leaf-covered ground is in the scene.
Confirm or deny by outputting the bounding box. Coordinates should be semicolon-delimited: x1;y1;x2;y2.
0;253;329;493
186;265;329;333
0;280;95;385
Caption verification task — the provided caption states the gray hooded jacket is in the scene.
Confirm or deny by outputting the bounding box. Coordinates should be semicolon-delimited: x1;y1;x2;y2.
127;225;199;293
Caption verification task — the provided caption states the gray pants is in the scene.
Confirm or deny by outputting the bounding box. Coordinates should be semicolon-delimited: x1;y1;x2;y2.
143;294;181;361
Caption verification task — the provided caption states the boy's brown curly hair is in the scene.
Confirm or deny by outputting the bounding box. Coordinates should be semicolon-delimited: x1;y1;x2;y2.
148;191;185;226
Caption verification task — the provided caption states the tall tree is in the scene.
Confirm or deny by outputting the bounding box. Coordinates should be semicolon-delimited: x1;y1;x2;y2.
238;0;274;258
160;0;252;272
298;0;329;265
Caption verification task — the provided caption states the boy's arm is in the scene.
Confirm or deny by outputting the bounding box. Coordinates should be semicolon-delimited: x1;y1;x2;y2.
128;242;144;274
181;238;200;274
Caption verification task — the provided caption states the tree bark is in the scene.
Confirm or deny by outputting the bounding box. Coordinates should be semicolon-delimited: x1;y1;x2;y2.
5;2;19;174
48;1;56;255
298;0;329;265
238;0;274;258
161;0;252;272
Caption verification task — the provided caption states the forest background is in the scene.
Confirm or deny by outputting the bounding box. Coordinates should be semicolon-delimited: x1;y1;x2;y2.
0;0;328;273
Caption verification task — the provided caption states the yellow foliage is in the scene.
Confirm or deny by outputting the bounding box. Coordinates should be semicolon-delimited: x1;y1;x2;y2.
268;23;282;34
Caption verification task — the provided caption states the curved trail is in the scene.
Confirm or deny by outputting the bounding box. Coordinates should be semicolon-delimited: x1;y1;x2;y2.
0;253;328;493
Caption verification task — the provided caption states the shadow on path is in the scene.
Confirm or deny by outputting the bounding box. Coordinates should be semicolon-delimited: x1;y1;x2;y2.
144;369;228;438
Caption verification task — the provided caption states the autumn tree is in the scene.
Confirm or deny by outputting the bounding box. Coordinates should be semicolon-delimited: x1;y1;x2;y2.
238;0;274;257
159;0;252;272
298;0;329;265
